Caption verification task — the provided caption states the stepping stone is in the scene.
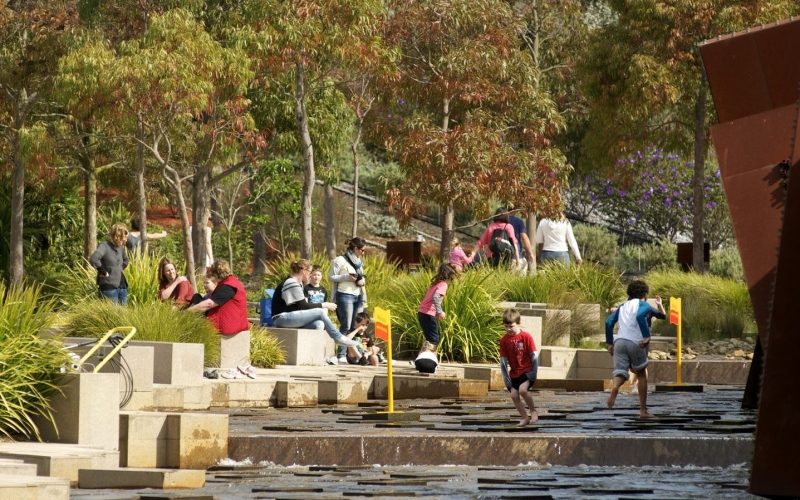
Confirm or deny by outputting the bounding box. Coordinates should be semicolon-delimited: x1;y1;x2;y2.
343;490;416;497
556;471;620;478
375;422;436;429
252;487;324;493
309;465;376;471
477;485;550;491
581;487;654;494
140;495;214;500
78;468;205;489
357;479;431;486
361;412;421;422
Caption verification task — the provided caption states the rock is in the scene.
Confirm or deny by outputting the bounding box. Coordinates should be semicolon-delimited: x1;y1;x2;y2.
733;349;745;358
670;348;678;355
744;336;755;344
684;354;697;360
746;353;754;360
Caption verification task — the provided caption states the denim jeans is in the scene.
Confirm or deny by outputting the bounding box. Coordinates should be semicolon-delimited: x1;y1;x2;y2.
273;309;346;343
99;288;128;306
540;250;570;267
336;292;364;357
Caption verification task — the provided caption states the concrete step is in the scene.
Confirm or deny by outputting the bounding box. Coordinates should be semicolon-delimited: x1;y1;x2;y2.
0;443;118;482
537;366;573;380
78;468;205;489
0;473;70;500
0;458;38;476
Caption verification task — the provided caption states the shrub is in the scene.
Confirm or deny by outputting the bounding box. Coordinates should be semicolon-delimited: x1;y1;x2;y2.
710;246;744;282
616;240;679;274
360;213;400;239
379;268;505;362
0;282;71;440
249;325;286;368
61;300;221;366
645;270;754;342
572;224;619;266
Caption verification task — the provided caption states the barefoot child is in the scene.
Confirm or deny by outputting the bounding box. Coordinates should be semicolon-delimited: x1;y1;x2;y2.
499;308;539;427
416;263;458;355
605;280;666;418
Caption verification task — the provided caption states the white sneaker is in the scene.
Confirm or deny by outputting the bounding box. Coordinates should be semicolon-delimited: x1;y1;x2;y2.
325;357;338;365
338;356;348;364
220;368;242;379
237;364;257;379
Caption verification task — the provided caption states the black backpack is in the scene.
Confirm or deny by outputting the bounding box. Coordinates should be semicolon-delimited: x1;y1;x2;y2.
488;224;514;255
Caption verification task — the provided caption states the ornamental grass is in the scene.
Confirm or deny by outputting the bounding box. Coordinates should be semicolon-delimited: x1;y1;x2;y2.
249;325;286;369
0;282;71;440
61;299;221;366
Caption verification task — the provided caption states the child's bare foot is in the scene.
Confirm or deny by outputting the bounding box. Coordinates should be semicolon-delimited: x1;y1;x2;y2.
639;411;654;419
516;418;530;427
529;410;539;424
607;386;619;409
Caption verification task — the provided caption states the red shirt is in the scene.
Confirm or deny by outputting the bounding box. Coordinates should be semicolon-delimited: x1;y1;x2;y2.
499;329;537;378
158;280;195;306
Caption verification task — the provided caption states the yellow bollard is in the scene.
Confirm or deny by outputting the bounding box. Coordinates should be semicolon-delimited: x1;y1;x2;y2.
669;297;682;385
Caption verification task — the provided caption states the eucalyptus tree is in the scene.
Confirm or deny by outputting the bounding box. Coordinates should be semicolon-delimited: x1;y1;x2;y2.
578;0;797;271
378;0;570;260
0;1;78;284
234;0;390;259
111;9;255;286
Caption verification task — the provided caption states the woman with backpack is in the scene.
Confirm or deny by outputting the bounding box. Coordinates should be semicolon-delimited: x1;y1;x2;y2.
330;237;369;363
474;209;520;268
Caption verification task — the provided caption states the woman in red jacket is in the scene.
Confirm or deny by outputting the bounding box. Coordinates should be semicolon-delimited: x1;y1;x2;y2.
187;259;249;335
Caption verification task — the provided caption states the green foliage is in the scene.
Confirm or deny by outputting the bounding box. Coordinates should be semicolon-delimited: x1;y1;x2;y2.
710;246;744;282
54;253;167;310
249;325;286;369
571;224;619;266
261;251;335;290
0;282;71;440
62;300;221;366
645;270;754;342
360;213;399;239
616;240;679;274
379;268;505;362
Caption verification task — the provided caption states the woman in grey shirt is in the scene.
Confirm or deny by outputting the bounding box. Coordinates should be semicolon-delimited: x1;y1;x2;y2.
89;222;130;305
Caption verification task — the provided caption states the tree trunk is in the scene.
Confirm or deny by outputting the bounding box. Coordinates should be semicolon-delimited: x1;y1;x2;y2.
324;182;336;259
692;82;707;273
83;164;98;261
192;166;210;272
9;120;25;286
252;229;267;275
526;212;537;275
295;60;315;259
166;168;196;290
351;124;363;238
440;203;454;262
136;117;148;254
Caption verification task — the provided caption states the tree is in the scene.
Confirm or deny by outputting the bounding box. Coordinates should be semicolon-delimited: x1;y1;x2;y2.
578;0;796;272
0;2;77;284
379;0;570;260
237;0;390;258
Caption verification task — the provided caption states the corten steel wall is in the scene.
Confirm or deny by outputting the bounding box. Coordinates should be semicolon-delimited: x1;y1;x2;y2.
700;18;800;498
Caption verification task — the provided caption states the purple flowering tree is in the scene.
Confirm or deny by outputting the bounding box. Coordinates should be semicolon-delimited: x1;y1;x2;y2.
567;148;733;247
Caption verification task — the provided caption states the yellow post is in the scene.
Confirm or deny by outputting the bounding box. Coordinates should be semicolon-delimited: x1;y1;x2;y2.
669;297;682;385
374;307;394;413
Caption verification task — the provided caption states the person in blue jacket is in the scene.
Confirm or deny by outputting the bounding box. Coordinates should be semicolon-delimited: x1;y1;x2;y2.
605;280;666;418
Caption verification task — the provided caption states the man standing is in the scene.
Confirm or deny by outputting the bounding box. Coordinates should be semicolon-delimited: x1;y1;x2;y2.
506;207;536;275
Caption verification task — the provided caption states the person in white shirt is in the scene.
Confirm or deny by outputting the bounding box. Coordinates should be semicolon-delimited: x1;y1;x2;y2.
534;215;583;267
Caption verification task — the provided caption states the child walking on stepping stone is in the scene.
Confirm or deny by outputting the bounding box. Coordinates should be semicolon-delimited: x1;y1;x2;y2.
499;308;539;427
605;280;666;418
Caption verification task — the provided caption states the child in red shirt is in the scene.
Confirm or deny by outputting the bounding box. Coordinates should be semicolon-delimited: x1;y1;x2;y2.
499;308;539;426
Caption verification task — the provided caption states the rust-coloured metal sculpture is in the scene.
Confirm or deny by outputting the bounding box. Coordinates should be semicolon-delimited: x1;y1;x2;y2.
700;18;800;498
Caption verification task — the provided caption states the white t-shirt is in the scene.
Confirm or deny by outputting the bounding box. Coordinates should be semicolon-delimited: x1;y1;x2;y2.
534;218;581;259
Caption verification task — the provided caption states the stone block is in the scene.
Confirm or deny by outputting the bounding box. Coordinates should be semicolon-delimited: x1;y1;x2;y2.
576;303;605;342
537;366;574;380
0;474;69;500
0;459;37;477
574;367;612;380
124;391;154;411
131;341;205;386
183;383;212;411
543;309;571;347
318;379;370;404
541;347;577;369
209;379;275;408
276;380;318;407
34;373;119;451
518;316;543;349
152;384;184;411
576;349;614;369
462;366;505;391
166;414;228;469
219;330;251;369
119;412;169;468
533;379;606;391
267;328;334;366
648;360;751;385
0;443;118;482
78;468;205;489
372;376;488;399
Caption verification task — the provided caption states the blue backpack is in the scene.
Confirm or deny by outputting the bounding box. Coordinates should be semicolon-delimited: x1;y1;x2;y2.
259;289;275;327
